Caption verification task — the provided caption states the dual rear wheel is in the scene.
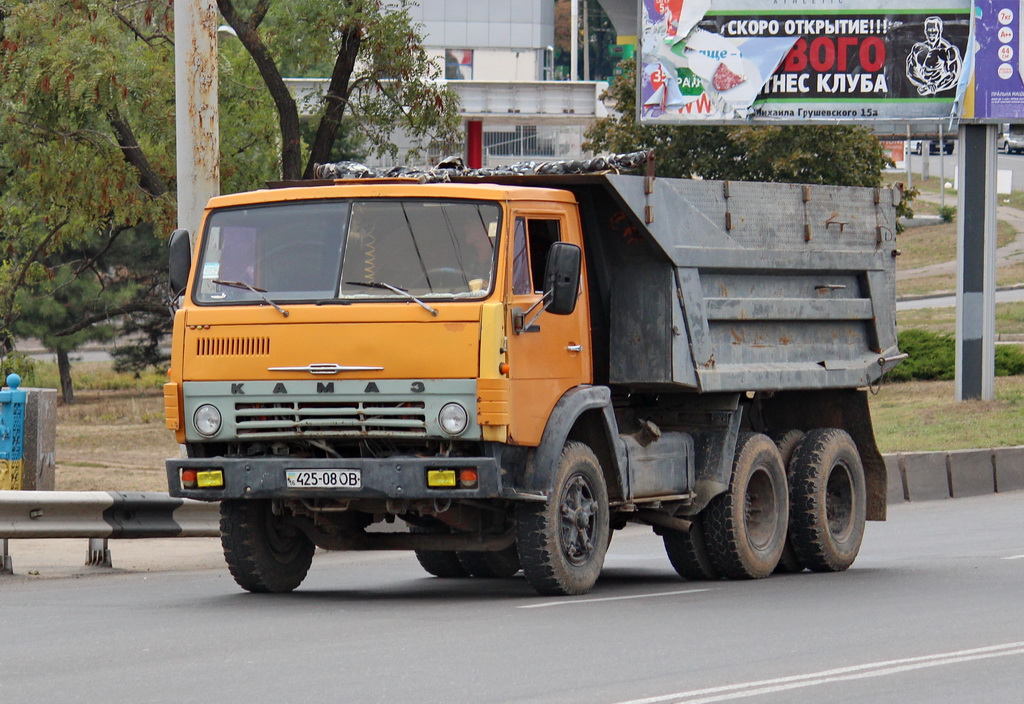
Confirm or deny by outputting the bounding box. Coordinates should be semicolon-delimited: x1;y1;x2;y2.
663;428;867;581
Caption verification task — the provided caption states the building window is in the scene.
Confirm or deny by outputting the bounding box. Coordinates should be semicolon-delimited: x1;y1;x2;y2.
445;50;473;80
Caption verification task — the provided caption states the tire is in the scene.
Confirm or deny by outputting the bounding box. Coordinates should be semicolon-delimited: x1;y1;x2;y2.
772;430;806;574
703;433;789;579
458;545;521;578
662;514;719;580
516;442;610;596
411;524;470;578
220;500;315;593
788;428;866;572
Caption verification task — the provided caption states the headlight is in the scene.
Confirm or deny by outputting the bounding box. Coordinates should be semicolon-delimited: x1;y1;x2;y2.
438;403;469;436
193;404;223;436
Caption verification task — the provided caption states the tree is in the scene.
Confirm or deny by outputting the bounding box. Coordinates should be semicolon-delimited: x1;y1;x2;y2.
217;0;461;180
584;59;893;187
1;1;461;398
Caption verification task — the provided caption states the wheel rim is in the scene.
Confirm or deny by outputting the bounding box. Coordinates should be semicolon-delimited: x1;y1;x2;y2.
559;473;598;565
744;466;778;551
825;461;855;542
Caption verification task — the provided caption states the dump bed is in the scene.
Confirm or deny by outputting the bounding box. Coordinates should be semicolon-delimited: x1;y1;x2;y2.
463;173;901;393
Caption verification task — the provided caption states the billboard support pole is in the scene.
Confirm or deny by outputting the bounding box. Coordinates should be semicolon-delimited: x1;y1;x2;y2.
955;123;998;401
905;125;913;189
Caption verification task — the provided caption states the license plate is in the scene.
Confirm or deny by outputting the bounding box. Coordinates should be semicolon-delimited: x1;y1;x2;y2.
285;469;362;489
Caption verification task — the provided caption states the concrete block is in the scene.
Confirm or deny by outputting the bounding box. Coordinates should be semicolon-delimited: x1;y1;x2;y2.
993;446;1024;493
883;454;906;504
946;449;996;498
901;451;950;501
21;388;56;491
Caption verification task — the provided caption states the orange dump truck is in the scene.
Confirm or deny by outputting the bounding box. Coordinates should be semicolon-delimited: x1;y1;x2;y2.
165;167;903;596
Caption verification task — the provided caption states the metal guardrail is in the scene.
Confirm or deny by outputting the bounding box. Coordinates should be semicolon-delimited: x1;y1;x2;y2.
0;490;220;574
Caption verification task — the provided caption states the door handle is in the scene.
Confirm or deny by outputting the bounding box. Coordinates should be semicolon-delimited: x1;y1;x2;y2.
567;344;583;353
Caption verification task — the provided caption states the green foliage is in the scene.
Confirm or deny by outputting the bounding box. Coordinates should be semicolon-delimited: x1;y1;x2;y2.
1;1;462;397
584;59;892;187
888;329;1024;382
938;205;957;223
0;352;37;386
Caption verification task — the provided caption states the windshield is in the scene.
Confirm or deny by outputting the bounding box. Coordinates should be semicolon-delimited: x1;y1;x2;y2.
194;199;501;305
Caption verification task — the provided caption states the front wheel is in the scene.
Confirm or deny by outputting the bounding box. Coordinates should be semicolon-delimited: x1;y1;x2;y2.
788;428;866;572
516;442;610;596
220;500;315;593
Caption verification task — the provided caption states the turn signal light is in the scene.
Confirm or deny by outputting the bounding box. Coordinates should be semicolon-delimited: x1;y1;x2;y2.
499;362;510;376
197;470;224;489
427;469;457;488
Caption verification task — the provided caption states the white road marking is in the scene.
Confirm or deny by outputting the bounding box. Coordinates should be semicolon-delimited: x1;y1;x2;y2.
611;641;1024;704
1001;554;1024;560
517;588;710;610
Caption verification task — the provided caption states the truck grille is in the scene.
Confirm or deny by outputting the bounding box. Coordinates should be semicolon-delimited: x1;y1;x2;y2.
234;400;427;438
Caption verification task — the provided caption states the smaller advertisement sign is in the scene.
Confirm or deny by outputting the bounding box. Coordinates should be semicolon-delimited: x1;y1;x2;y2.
969;0;1024;120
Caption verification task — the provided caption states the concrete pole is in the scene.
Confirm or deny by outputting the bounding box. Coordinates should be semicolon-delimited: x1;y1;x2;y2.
582;0;590;81
570;0;579;80
174;0;220;241
955;123;998;401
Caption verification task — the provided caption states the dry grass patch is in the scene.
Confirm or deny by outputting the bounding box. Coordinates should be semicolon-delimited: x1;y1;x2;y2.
55;390;179;492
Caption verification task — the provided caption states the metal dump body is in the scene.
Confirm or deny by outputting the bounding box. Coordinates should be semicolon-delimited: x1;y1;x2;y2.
463;173;900;393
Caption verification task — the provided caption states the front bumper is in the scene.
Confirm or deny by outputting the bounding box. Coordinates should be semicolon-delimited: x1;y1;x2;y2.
166;455;514;502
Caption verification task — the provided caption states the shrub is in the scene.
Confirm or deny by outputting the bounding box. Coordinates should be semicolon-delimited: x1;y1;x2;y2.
888;329;1024;381
938;205;956;223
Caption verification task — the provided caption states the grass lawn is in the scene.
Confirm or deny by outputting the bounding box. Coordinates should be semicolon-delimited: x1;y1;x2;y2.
897;301;1024;336
870;376;1024;453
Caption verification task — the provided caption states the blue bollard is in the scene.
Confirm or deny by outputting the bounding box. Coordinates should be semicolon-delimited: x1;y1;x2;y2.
0;373;27;490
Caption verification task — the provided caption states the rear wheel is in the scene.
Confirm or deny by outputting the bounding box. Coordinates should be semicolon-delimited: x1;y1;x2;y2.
788;428;866;572
773;430;806;574
663;514;719;580
517;442;610;596
220;500;315;593
458;545;521;578
411;523;470;578
703;433;788;579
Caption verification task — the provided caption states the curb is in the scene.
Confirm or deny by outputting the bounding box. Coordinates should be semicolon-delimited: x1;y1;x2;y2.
883;446;1024;503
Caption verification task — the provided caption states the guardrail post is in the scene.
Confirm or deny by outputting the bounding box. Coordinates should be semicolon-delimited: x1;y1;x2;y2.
1;374;27;490
2;538;12;574
86;538;112;568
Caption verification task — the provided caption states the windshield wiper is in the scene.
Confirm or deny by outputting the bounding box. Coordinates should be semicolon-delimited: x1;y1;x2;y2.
344;280;439;317
213;279;289;317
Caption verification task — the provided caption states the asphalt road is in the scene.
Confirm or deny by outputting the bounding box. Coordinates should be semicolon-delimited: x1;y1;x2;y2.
2;492;1023;704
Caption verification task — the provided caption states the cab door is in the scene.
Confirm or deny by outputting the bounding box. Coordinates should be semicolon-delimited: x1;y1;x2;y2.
504;208;592;446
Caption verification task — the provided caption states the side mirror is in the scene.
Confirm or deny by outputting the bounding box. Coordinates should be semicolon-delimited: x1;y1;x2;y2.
543;242;581;316
168;229;192;297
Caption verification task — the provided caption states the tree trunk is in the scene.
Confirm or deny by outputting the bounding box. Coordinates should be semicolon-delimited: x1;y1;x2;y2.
57;348;74;404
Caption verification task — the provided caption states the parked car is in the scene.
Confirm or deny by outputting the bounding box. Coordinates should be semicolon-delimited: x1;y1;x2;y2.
908;138;955;155
1000;128;1024;154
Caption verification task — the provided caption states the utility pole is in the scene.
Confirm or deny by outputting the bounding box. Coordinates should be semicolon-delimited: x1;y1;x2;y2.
174;0;220;241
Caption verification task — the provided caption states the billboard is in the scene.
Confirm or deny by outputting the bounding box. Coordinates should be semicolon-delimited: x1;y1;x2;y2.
639;0;973;124
966;0;1024;120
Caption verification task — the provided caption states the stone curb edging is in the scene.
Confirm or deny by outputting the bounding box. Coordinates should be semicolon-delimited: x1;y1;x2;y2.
883;446;1024;504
